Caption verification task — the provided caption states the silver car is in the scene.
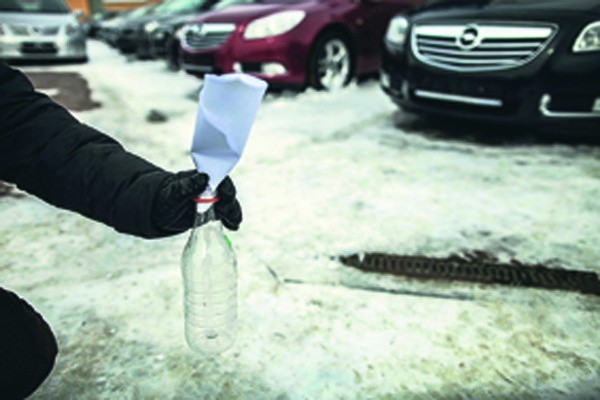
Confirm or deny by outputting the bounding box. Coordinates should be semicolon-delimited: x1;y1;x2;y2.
0;0;87;62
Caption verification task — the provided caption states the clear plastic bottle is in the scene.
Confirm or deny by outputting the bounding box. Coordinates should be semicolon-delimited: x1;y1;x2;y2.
181;198;237;354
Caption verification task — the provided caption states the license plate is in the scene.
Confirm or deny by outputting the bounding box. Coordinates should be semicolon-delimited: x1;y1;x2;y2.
21;42;57;54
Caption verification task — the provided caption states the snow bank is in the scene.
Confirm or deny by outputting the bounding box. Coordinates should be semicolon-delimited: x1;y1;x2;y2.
1;40;598;399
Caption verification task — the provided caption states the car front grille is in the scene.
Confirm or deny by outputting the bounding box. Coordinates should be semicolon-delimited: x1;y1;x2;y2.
9;25;60;36
411;23;556;72
182;23;235;50
184;31;231;50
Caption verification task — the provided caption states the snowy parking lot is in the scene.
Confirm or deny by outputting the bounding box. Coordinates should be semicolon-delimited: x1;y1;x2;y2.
1;40;599;399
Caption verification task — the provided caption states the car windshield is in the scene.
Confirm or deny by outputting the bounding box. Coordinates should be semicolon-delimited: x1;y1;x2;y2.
129;3;158;18
211;0;256;10
219;0;301;3
423;0;553;6
0;0;69;13
154;0;214;13
491;0;557;2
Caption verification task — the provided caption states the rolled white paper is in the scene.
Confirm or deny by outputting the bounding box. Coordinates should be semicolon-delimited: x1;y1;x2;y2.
191;73;268;190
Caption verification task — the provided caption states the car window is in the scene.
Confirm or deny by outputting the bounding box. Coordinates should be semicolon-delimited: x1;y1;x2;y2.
419;0;566;12
0;0;70;13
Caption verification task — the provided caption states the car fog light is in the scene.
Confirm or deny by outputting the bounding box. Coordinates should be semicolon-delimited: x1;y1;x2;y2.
65;23;80;36
380;71;390;88
593;98;600;113
145;21;159;34
261;62;286;76
175;26;186;40
401;81;410;98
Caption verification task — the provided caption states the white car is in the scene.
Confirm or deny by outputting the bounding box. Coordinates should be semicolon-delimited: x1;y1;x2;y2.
0;0;87;63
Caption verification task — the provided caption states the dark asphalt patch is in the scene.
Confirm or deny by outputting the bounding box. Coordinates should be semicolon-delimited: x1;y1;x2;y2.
24;72;101;112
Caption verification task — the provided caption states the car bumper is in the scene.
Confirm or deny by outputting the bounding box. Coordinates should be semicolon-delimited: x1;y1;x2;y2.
381;51;600;134
149;31;169;57
0;35;87;61
116;39;135;53
181;33;308;86
116;29;140;53
134;33;154;58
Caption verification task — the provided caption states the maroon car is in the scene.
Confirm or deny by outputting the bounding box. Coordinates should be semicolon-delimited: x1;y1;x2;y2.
179;0;421;90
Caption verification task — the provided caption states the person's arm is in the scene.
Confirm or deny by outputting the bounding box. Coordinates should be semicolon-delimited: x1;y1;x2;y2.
0;63;241;238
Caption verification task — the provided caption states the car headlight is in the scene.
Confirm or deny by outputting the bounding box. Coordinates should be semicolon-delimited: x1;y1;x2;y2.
244;10;305;40
175;26;186;40
385;16;409;46
573;21;600;52
65;23;80;36
154;28;167;39
145;21;160;33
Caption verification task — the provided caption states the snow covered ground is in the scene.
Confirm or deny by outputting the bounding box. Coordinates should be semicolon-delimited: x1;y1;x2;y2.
1;40;599;399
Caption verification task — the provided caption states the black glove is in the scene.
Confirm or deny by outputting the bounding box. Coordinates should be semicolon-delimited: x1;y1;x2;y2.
152;170;242;235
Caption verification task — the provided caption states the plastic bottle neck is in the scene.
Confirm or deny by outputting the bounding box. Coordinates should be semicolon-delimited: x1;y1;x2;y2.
195;205;217;224
191;187;218;228
194;188;219;210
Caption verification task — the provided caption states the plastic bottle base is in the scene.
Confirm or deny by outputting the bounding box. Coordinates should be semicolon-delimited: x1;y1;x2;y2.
185;329;235;354
205;330;219;340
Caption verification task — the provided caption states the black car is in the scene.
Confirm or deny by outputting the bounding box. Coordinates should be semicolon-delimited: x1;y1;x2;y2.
100;4;157;47
380;0;600;135
87;10;121;39
132;0;228;59
146;0;243;69
114;2;169;55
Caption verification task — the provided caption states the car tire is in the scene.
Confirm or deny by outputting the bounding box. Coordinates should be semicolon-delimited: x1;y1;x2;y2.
308;31;353;91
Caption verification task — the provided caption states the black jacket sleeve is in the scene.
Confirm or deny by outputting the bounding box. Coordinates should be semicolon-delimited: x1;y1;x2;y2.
0;62;170;238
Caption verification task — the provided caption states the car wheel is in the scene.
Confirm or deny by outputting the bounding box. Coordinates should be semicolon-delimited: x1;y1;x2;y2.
308;32;353;91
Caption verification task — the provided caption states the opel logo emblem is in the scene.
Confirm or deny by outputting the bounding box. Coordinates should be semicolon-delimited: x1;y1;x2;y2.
456;24;481;50
190;24;205;37
28;26;41;36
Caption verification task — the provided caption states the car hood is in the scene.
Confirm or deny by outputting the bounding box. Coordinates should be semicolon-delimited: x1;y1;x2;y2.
414;0;600;23
100;16;127;28
191;1;315;24
0;12;76;26
156;12;201;29
122;14;161;29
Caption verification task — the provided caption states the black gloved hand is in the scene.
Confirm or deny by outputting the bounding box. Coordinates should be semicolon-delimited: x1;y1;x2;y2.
213;175;243;231
152;170;242;235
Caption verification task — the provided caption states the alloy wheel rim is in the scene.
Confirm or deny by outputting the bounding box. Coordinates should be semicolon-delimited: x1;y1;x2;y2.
317;39;350;90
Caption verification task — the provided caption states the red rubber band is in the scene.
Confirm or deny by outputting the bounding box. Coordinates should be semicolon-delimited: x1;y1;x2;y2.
194;196;220;204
